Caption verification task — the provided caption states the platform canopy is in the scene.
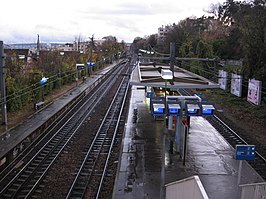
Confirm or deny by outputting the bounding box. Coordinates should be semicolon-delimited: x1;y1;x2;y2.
130;62;220;89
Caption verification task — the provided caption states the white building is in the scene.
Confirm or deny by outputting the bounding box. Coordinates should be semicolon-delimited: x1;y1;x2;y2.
157;25;174;42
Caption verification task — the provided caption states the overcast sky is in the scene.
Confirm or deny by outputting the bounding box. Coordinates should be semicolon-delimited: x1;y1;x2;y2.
0;0;227;44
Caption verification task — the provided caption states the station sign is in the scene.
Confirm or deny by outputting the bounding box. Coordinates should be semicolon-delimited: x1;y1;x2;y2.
146;87;154;98
185;103;201;116
76;64;84;70
152;103;165;116
201;104;215;115
167;103;181;116
150;97;215;117
150;96;165;116
235;145;256;161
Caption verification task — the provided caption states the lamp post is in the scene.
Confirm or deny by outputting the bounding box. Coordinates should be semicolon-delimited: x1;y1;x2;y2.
75;64;84;86
0;42;27;126
79;50;86;77
59;51;64;84
40;76;48;101
160;69;173;199
0;41;7;126
89;35;94;76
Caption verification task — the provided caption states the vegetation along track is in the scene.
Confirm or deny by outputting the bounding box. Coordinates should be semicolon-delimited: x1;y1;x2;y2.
179;88;266;181
0;59;131;199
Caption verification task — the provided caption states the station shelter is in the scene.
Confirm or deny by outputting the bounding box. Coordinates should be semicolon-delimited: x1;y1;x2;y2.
130;60;219;155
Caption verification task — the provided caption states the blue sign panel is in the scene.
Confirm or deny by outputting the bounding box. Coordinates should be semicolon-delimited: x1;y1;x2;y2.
202;104;215;116
185;103;201;116
146;92;153;98
87;62;95;67
236;145;256;160
187;108;197;114
202;109;213;115
154;107;164;114
167;104;181;116
169;108;179;114
152;104;165;116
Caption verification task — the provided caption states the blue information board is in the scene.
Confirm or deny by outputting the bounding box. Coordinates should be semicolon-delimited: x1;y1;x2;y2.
235;145;256;160
152;104;165;116
146;92;153;98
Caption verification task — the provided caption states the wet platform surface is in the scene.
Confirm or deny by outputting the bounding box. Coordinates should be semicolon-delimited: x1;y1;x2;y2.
113;86;264;199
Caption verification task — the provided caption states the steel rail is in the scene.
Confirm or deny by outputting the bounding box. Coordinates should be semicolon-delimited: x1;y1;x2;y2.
0;62;125;198
66;66;130;199
96;72;130;198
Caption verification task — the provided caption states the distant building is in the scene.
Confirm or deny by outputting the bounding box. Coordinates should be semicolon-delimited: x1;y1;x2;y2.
73;41;89;52
157;25;174;43
94;39;105;46
58;40;101;53
57;43;74;51
4;48;33;74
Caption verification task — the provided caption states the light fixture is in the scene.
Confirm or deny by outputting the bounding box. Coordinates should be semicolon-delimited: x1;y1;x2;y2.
40;77;48;85
161;69;173;80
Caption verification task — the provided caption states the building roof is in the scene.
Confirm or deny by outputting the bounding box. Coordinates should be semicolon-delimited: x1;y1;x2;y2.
130;62;220;89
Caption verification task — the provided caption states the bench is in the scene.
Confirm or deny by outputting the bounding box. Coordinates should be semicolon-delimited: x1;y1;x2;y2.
35;101;44;110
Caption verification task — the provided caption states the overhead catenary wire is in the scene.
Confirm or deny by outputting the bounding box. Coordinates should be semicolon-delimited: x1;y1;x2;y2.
178;60;266;95
0;59;99;105
148;45;170;56
0;69;78;105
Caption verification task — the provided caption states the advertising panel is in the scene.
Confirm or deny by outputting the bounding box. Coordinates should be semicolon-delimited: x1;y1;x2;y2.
231;73;242;97
247;79;262;105
218;70;227;90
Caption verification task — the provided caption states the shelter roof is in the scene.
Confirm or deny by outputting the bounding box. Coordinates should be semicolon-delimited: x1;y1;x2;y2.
130;62;220;89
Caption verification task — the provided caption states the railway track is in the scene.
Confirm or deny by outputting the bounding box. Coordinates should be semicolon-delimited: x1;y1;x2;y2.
179;88;266;181
66;66;130;199
207;115;266;181
0;60;131;198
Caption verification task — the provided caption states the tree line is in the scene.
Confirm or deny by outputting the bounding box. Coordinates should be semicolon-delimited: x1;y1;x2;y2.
131;0;265;87
3;36;126;112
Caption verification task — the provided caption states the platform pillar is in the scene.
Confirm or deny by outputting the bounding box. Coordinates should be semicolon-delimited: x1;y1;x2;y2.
0;41;7;126
168;116;173;130
175;116;182;153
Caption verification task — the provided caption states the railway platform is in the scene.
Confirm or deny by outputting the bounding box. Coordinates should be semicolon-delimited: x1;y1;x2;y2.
0;61;264;198
0;63;116;161
113;86;264;199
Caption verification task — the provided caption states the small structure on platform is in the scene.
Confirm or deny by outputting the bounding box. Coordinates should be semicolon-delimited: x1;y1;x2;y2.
165;175;209;199
239;182;266;199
